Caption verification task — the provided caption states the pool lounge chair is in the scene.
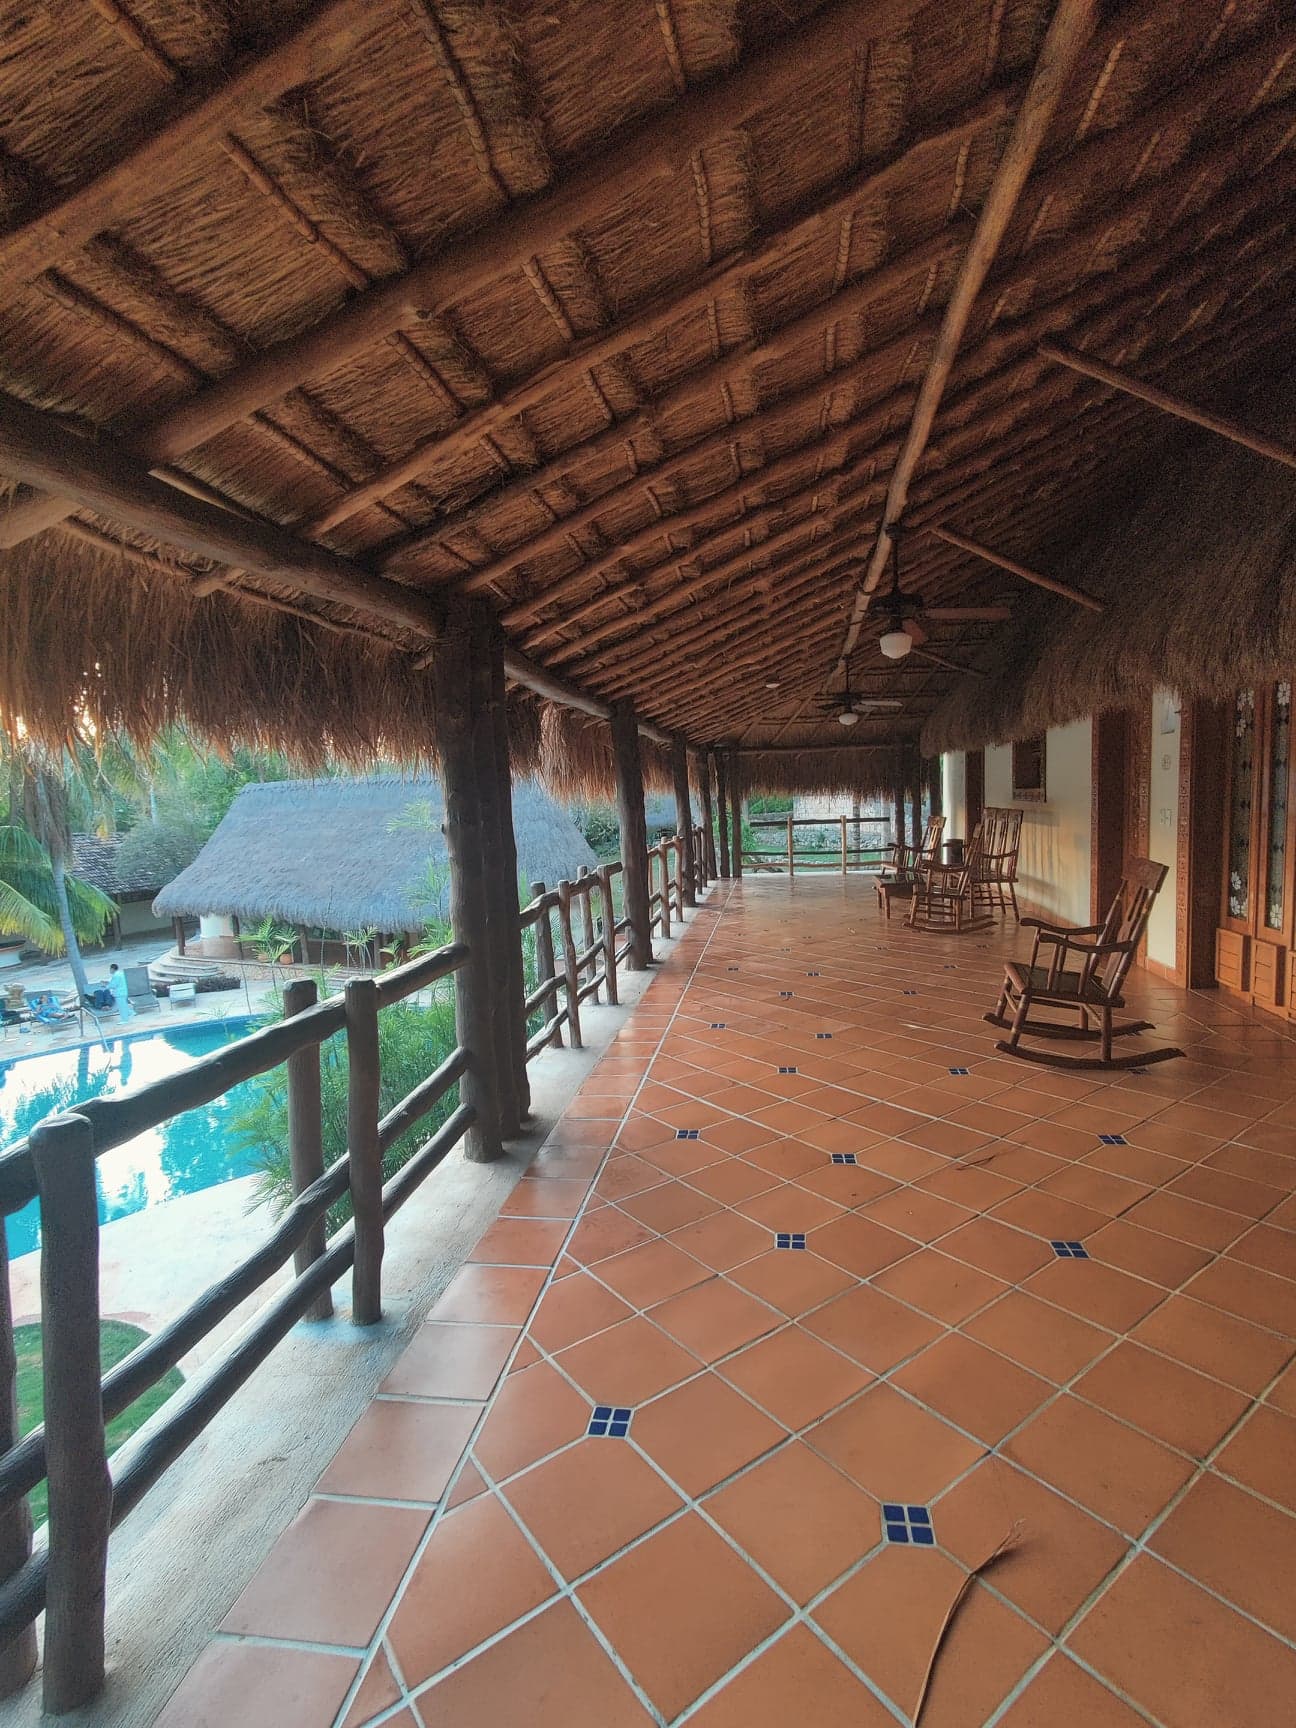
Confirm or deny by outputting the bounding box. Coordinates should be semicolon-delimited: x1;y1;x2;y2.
124;965;161;1015
25;990;78;1026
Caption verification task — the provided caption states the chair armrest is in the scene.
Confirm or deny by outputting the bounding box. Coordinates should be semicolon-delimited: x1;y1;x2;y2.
1022;917;1106;937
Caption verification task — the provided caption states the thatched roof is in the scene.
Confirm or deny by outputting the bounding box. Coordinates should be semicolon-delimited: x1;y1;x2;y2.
0;0;1292;778
153;777;597;931
922;366;1296;753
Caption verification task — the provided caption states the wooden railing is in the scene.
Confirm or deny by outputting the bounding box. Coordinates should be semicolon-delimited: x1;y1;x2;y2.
0;828;712;1710
744;814;895;874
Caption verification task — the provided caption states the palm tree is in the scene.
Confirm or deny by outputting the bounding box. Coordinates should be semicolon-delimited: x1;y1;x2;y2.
22;765;96;1002
0;824;115;974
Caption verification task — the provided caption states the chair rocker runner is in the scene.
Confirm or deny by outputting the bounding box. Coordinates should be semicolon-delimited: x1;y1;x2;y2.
875;813;946;918
986;858;1184;1070
907;822;994;934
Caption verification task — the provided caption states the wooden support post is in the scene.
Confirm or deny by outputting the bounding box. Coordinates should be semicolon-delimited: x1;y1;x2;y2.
699;755;718;881
787;814;795;877
284;979;332;1321
577;867;599;1004
172;915;186;957
483;609;529;1132
610;699;653;969
731;753;744;879
0;1217;36;1698
346;977;383;1326
672;738;697;908
529;880;563;1046
656;841;672;937
597;864;619;1005
715;751;731;879
840;814;849;876
428;610;502;1164
30;1113;111;1715
556;881;583;1048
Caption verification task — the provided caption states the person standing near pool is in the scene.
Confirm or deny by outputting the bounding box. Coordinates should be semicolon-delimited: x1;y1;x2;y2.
107;964;135;1022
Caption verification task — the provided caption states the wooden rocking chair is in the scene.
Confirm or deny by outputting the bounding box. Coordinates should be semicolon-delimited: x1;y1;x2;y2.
875;813;946;919
907;822;994;934
986;858;1184;1070
976;807;1023;921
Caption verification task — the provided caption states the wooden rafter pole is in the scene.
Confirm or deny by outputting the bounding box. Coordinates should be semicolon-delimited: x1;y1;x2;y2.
0;0;378;285
1038;339;1296;472
926;527;1104;611
835;0;1100;674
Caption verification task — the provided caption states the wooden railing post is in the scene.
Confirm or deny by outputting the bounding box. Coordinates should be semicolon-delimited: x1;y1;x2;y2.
840;813;849;876
30;1113;111;1715
556;881;583;1048
657;841;671;937
284;978;332;1321
577;866;599;1004
346;978;383;1326
597;864;619;1005
699;754;718;880
0;1215;36;1698
787;814;795;877
529;879;563;1047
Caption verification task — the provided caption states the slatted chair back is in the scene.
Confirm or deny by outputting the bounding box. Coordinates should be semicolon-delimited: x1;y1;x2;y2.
917;813;946;867
1092;859;1168;999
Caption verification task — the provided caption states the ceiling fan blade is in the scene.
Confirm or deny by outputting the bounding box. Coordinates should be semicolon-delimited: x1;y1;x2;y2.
902;615;928;646
923;605;1011;622
910;644;986;678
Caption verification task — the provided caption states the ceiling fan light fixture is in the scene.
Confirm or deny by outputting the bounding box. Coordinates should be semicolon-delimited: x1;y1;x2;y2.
879;629;913;661
765;678;781;688
837;708;860;727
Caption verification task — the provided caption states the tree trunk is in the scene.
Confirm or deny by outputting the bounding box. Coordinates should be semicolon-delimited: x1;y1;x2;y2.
50;854;91;1002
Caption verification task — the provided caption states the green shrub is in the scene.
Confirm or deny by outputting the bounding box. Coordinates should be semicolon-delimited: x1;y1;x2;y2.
227;992;461;1234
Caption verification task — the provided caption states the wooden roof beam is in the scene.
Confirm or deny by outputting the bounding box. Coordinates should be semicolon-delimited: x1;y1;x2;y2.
1037;340;1296;472
0;0;379;286
505;140;1296;651
836;0;1100;674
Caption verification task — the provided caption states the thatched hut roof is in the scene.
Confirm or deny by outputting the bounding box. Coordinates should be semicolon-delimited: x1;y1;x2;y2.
922;366;1296;753
153;777;597;931
0;0;1291;778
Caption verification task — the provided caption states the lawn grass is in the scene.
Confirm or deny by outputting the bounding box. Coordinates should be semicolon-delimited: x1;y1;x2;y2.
15;1320;183;1528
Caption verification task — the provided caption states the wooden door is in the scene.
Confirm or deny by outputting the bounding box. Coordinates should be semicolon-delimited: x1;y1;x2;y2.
1216;683;1296;1012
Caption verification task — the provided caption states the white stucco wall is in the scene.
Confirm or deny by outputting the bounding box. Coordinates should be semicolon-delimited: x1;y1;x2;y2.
1146;690;1181;972
985;719;1094;925
941;752;968;840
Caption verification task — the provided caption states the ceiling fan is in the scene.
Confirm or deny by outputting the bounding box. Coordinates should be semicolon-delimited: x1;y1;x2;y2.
808;660;904;728
873;523;1009;662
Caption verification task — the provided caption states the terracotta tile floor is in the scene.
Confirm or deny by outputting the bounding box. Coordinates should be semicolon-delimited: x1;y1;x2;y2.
155;879;1296;1727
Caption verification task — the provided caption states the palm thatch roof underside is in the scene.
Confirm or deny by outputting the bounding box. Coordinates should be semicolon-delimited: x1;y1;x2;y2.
923;367;1296;752
0;0;1292;795
152;777;598;931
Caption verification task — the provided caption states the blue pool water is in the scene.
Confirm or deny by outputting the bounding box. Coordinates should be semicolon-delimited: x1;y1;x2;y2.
1;1018;264;1259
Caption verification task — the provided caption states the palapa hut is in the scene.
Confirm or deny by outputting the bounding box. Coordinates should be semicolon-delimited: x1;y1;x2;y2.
153;777;597;960
6;0;1296;1714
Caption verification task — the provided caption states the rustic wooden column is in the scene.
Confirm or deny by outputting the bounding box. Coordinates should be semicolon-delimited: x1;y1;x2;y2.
0;1217;36;1698
672;737;697;907
429;607;502;1163
610;700;652;969
482;609;529;1132
172;916;186;957
715;750;731;879
698;752;717;881
30;1113;111;1715
730;751;744;878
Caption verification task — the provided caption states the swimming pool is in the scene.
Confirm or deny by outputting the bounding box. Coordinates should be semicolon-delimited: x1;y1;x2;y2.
1;1018;264;1259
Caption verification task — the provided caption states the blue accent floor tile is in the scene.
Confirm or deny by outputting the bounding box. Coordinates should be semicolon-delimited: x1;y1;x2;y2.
882;1503;936;1545
830;1153;858;1165
1050;1239;1090;1259
778;1065;798;1074
588;1405;634;1438
778;991;793;998
816;1032;833;1040
1098;1133;1128;1145
676;1128;700;1140
775;1231;807;1250
948;1067;969;1076
710;1022;727;1029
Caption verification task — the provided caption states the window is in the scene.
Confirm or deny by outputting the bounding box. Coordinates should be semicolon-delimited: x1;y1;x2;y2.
1011;735;1047;802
